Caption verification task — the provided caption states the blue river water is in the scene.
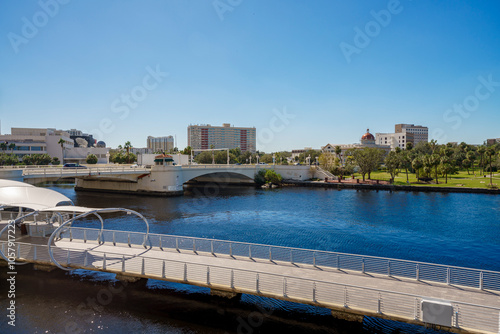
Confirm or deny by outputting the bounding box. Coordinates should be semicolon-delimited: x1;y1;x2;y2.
2;184;499;333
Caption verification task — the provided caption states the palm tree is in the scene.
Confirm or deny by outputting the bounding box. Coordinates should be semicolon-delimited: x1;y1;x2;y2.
57;138;65;161
412;157;423;179
477;146;486;175
8;143;15;153
124;141;132;155
0;142;7;153
466;151;476;174
485;147;496;186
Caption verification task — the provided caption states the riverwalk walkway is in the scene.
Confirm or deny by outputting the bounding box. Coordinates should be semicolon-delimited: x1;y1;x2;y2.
2;226;500;334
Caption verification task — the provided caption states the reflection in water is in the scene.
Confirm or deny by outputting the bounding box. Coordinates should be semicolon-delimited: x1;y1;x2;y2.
4;183;499;333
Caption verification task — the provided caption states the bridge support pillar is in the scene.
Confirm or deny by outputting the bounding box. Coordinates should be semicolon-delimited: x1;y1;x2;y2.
331;309;364;323
34;264;56;272
115;273;148;285
210;288;241;300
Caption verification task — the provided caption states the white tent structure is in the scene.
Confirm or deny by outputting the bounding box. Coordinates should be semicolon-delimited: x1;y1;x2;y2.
0;179;73;210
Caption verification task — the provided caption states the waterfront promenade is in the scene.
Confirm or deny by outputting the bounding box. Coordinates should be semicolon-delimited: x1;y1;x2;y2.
3;226;500;334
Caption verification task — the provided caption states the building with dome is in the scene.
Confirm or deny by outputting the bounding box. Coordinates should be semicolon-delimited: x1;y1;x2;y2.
321;128;390;163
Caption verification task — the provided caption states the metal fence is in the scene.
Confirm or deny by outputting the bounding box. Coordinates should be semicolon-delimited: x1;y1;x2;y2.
61;227;500;292
3;241;500;334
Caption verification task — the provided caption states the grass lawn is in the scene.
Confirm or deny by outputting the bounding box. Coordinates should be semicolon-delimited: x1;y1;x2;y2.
351;169;499;189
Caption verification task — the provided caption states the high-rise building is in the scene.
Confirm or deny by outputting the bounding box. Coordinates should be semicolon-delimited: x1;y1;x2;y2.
147;136;174;153
395;124;428;145
187;123;256;153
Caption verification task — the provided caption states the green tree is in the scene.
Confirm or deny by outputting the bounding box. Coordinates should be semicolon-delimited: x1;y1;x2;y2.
412;157;423;179
0;142;7;153
22;155;33;165
52;157;60;165
384;151;400;182
194;151;213;164
265;169;282;185
181;146;193;155
430;154;440;184
352;148;385;181
8;143;15;153
124;141;132;155
485;147;496;186
477;146;486;175
86;154;98;164
254;169;267;186
58;138;65;160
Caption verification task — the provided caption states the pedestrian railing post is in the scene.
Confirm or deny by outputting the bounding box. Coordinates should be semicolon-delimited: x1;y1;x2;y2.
128;234;131;247
447;267;451;285
256;274;260;293
162;261;165;278
479;271;484;290
141;258;145;275
122;256;125;272
84;230;87;243
362;258;365;274
229;243;232;257
343;287;347;308
312;283;316;303
416;264;420;281
388;261;391;277
283;278;287;297
207;267;210;285
113;231;116;246
269;247;272;261
33;245;37;261
67;249;70;265
176;238;179;252
211;240;214;256
249;245;252;259
377;293;381;314
103;253;107;270
184;263;187;281
231;270;234;289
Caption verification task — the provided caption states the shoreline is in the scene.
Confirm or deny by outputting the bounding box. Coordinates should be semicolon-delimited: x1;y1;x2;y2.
283;180;500;195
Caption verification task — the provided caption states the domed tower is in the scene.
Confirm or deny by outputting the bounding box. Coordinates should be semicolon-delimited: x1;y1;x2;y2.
360;129;375;146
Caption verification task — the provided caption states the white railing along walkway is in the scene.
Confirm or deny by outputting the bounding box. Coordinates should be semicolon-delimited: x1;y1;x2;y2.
60;227;500;292
3;240;500;334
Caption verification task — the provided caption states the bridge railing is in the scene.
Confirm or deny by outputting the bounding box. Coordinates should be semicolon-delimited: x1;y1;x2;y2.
22;166;150;177
4;241;500;334
62;227;500;291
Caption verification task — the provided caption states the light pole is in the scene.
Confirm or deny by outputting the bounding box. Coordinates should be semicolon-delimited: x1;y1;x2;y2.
273;153;276;165
257;154;260;164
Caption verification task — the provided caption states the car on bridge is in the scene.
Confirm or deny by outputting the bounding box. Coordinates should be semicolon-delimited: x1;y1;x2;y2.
63;163;87;169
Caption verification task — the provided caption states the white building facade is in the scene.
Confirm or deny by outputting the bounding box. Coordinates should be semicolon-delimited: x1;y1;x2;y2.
395;124;428;145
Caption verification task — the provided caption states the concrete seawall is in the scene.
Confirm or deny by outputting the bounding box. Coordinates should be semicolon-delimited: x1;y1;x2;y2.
285;180;500;195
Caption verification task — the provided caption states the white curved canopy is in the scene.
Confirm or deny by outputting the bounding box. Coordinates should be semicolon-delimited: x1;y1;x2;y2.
40;206;96;213
0;180;73;210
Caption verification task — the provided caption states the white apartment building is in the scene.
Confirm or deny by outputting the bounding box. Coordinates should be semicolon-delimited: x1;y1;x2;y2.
188;123;256;153
376;131;414;150
0;128;73;162
0;128;109;164
147;136;174;153
395;124;428;145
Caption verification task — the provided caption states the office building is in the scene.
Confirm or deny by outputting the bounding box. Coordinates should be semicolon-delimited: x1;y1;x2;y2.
188;123;256;153
395;124;428;145
147;136;174;153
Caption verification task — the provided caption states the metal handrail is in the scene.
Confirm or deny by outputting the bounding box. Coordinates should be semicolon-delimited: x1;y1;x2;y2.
47;208;150;271
60;227;500;291
5;241;500;333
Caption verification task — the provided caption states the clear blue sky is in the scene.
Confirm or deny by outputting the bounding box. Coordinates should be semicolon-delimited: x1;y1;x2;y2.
1;0;499;151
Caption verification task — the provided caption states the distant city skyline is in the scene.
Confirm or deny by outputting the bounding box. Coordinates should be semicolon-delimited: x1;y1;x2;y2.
1;1;499;151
